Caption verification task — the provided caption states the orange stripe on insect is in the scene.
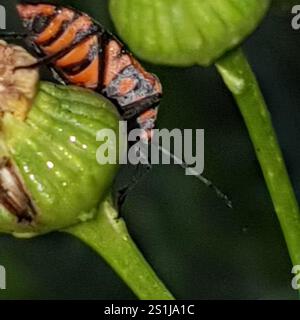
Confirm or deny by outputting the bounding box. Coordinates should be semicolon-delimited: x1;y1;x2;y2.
118;78;137;96
103;40;131;87
66;55;99;88
42;16;92;55
138;108;158;123
132;59;162;94
35;9;75;45
137;108;158;141
55;36;97;68
16;4;55;19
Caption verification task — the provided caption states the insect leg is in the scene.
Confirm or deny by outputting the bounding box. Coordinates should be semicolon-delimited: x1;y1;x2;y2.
122;95;161;120
117;141;152;210
117;162;152;210
0;32;28;40
14;51;66;70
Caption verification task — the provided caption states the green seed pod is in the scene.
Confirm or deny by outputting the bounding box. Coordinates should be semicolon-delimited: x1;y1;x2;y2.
109;0;270;66
0;44;120;238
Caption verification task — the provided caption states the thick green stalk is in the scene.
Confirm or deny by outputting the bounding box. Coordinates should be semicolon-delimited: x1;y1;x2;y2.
65;197;174;300
216;48;300;266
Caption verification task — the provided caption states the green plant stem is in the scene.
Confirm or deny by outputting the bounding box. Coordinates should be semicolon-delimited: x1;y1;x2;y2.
216;48;300;266
65;197;174;300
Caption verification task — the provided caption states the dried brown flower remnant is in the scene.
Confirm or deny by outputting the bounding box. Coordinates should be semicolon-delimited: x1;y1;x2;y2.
0;157;37;223
0;40;39;120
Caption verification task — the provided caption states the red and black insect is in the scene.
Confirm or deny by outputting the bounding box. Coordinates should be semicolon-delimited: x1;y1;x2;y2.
15;3;162;141
0;2;232;207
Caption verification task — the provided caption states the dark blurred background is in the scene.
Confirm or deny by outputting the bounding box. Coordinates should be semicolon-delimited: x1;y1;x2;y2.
0;0;299;299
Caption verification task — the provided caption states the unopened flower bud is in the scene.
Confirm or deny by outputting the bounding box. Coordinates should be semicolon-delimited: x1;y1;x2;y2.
0;42;120;238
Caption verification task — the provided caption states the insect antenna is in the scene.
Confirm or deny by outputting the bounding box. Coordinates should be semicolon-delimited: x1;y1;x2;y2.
154;143;233;208
118;141;232;209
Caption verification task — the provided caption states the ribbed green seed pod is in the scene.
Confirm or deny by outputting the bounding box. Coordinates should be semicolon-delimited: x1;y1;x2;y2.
0;82;120;237
109;0;270;66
